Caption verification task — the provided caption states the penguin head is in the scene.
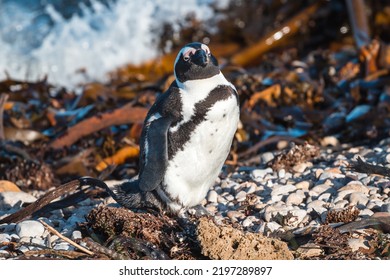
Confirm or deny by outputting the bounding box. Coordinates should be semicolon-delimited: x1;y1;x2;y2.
174;42;220;84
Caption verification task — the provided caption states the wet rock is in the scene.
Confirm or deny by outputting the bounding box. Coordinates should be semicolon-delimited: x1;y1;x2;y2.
197;217;293;260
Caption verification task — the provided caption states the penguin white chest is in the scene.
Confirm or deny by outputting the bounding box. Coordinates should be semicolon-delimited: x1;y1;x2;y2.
164;94;239;208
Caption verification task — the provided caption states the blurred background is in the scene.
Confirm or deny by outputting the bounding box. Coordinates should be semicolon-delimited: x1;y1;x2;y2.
0;0;388;87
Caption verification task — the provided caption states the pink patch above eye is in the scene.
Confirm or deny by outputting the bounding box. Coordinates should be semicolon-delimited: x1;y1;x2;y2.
182;47;196;59
201;44;210;54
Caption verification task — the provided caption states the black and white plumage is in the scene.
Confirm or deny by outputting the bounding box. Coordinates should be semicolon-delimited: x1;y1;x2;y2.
89;42;239;214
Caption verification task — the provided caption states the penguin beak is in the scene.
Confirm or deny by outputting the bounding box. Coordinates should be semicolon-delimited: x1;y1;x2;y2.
192;49;209;67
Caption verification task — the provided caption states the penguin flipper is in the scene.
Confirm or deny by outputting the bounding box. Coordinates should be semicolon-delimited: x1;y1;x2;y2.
139;116;172;191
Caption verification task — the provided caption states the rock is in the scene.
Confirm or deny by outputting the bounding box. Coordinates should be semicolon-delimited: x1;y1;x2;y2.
71;230;82;240
359;209;374;217
241;217;253;228
16;220;45;238
381;203;390;213
197;217;293;260
320;136;339;147
292;162;312;173
310;184;334;196
207;190;218;203
286;192;304;205
295;181;310;190
261;152;274;164
263;203;294;222
251;168;273;181
306;200;326;214
265;221;282;232
0;191;37;210
53;242;71;251
271;184;296;196
226;211;245;222
278;169;286;178
348;192;369;207
296;242;323;258
338;183;369;195
0;180;21;192
235;190;247;200
347;238;369;252
0;233;11;243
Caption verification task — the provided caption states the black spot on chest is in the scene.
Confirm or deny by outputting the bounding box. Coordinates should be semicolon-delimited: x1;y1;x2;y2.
168;85;237;160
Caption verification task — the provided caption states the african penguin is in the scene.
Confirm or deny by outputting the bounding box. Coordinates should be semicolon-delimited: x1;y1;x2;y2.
81;42;239;215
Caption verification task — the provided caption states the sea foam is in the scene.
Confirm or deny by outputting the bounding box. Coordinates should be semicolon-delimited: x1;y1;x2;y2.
0;0;223;87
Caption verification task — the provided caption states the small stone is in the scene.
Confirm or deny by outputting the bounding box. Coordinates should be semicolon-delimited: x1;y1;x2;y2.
359;209;374;217
310;184;334;196
295;181;310;190
251;168;273;180
206;205;217;213
306;200;326;214
296;243;323;258
286;192;304;205
207;190;218;203
271;184;296;196
0;223;16;232
348;192;369;207
16;220;45;238
261;152;274;163
0;180;21;192
380;203;390;213
0;233;11;243
386;154;390;164
265;221;282;232
278;169;286;179
292;162;312;173
226;211;244;222
53;242;71;251
320;136;339;147
235;190;247;200
348;238;369;252
71;230;82;240
241;217;253;228
0;192;37;210
338;183;369;194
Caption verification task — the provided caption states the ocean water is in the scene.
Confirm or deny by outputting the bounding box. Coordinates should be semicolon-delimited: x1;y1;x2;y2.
0;0;224;87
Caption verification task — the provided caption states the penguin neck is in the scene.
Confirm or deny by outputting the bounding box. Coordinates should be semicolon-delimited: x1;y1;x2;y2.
176;71;229;94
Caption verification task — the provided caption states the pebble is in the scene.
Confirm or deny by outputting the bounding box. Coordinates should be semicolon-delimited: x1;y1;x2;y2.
286;192;305;205
306;200;327;215
271;184;296;196
71;230;82;240
53;242;71;251
380;203;390;213
338;182;369;194
348;192;369;207
310;184;334;196
16;220;45;238
348;238;369;252
261;152;274;163
0;192;37;210
295;181;310;190
0;233;11;242
251;168;273;180
207;190;218;203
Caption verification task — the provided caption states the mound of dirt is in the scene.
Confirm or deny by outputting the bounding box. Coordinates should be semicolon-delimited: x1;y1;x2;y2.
197;217;293;260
